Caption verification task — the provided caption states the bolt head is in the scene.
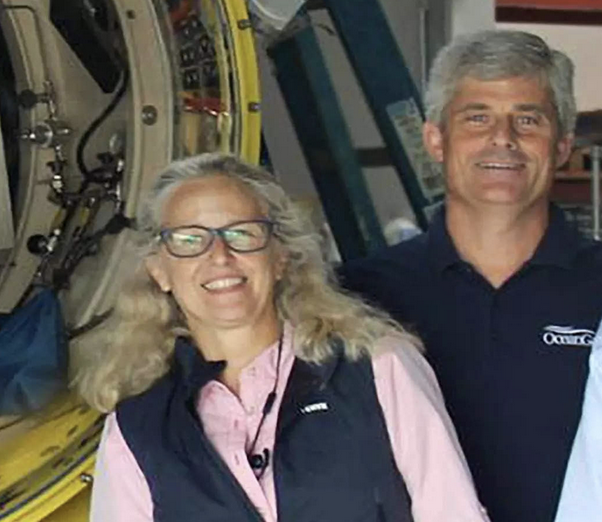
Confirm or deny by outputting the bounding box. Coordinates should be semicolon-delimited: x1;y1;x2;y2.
142;105;158;125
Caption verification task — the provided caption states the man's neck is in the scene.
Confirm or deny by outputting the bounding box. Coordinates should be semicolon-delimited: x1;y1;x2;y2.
445;200;549;288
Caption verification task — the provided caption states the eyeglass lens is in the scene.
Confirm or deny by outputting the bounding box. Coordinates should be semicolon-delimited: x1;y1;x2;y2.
163;221;272;257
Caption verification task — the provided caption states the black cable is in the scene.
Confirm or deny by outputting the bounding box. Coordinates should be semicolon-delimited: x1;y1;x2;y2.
68;309;113;339
19;57;129;304
246;333;284;479
76;66;129;180
51;212;132;291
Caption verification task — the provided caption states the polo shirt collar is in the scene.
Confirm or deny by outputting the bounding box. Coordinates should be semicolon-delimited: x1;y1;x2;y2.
427;204;582;274
528;204;581;269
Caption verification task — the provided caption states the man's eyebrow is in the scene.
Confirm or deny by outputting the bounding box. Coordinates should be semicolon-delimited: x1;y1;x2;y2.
453;102;490;114
513;103;547;114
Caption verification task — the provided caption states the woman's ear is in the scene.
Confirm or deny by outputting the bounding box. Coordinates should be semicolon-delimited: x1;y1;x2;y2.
145;255;171;293
274;248;288;281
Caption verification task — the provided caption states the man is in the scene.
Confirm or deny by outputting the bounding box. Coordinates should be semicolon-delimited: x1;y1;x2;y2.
340;30;602;522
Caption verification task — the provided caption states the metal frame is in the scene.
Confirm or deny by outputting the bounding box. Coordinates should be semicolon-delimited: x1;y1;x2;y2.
269;21;386;261
269;0;445;259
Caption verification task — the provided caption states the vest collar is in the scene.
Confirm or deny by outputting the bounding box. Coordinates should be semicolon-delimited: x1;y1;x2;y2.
172;332;345;433
172;336;226;401
276;340;345;437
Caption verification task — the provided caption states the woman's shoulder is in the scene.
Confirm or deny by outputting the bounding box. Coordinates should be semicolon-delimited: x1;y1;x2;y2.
372;334;427;368
116;371;174;422
370;334;443;406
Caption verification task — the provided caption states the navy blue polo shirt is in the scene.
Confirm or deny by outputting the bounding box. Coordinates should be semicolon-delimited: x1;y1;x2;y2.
340;206;602;522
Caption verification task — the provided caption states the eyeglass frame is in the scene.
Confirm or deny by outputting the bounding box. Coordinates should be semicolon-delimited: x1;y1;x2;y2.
157;219;276;258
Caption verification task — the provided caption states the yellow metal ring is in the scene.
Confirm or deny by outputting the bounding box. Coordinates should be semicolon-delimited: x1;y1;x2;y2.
0;398;102;521
221;0;261;164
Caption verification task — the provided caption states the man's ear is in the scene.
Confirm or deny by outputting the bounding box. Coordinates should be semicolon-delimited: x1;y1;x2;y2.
423;121;445;163
145;255;171;293
555;133;574;169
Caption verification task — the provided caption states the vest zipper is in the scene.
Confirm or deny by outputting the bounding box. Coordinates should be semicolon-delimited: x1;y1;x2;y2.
191;419;267;522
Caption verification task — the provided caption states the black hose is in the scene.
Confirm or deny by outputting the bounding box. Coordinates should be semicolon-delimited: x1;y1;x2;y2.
76;67;129;180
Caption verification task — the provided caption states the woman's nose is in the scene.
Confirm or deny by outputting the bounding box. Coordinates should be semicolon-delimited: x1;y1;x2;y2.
207;234;233;263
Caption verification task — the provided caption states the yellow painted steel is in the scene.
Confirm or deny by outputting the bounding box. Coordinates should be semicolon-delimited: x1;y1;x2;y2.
41;488;91;522
0;1;261;521
178;0;261;163
221;0;261;163
0;395;102;521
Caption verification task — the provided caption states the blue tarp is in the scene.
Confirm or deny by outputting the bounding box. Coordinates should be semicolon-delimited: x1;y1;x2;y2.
0;289;67;414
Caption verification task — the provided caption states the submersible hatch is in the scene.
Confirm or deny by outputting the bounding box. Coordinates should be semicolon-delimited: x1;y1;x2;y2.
0;0;260;519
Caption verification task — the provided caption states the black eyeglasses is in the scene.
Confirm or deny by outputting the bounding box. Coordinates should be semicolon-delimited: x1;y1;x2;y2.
158;219;275;258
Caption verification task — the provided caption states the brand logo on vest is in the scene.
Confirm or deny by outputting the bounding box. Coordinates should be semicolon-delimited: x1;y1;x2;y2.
542;325;595;347
300;402;329;414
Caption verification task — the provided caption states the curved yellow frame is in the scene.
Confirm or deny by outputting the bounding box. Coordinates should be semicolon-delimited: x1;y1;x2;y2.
222;0;261;163
0;399;102;522
0;0;261;520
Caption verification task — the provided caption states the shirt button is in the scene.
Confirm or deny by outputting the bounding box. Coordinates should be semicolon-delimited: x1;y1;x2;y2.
234;454;241;466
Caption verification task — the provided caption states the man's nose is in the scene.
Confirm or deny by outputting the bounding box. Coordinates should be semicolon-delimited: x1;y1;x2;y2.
490;117;518;150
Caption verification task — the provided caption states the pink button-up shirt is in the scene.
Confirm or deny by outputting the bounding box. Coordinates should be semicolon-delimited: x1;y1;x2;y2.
91;324;489;521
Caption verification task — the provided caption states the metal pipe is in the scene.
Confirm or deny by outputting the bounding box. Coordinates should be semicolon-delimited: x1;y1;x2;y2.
591;145;601;240
419;5;429;96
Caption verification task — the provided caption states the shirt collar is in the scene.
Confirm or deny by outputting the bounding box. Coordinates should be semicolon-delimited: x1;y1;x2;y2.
237;323;294;398
172;337;225;400
527;204;582;269
427;204;584;274
172;322;295;400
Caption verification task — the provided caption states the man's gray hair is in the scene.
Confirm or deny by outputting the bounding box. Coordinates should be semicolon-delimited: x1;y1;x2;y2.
425;30;576;136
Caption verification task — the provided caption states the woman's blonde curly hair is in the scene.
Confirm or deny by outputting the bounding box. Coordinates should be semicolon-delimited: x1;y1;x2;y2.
71;153;421;412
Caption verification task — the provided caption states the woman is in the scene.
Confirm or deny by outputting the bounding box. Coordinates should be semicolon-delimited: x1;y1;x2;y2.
72;153;488;522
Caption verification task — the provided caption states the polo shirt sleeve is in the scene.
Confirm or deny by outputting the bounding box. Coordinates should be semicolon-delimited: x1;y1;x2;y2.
372;336;490;522
90;412;154;522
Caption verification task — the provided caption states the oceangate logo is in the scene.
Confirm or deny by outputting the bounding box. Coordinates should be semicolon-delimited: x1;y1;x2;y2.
542;325;595;347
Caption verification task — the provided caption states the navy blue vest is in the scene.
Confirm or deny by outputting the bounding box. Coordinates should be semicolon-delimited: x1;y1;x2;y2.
116;339;413;521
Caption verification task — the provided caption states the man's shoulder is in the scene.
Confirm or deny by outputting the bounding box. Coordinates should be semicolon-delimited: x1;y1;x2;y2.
574;237;602;271
342;233;430;278
549;207;602;274
337;234;432;317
